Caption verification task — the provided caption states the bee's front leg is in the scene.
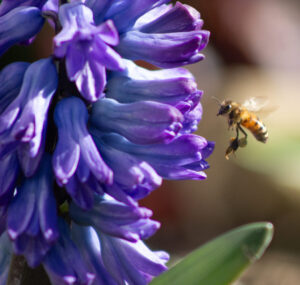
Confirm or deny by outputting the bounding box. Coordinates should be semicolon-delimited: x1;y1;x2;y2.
227;119;235;131
237;123;247;147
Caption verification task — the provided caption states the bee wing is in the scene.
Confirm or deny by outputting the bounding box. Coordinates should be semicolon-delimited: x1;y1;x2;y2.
242;97;269;112
242;97;278;116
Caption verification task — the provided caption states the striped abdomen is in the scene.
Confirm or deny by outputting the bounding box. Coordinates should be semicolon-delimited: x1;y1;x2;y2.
241;113;268;143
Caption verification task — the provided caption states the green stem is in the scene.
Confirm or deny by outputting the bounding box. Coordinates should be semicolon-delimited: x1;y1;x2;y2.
7;255;51;285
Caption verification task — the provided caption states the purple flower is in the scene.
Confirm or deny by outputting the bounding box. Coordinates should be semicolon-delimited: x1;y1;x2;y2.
52;97;113;209
91;129;162;205
107;60;201;110
70;195;160;242
54;2;124;101
114;2;209;67
0;58;58;177
99;234;169;284
71;225;118;285
0;1;213;283
42;0;58;14
0;6;44;55
6;155;58;267
43;219;95;285
94;132;214;180
90;98;183;145
72;225;169;285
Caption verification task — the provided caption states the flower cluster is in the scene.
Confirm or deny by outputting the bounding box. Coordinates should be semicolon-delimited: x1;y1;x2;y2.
0;0;213;284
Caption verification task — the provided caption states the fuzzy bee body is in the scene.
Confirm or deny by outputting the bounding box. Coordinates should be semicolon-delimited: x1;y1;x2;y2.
217;98;269;159
241;111;268;143
227;103;268;143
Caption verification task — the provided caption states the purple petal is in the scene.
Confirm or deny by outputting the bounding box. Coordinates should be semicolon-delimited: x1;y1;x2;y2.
71;225;118;285
117;30;209;68
107;61;199;108
54;2;123;101
100;234;168;284
65;175;95;210
0;58;57;162
138;2;203;33
74;60;106;102
7;181;36;240
181;102;203;134
7;155;58;266
52;133;80;185
92;133;162;191
43;219;95;285
53;97;112;186
42;0;58;13
101;132;207;166
91;98;183;144
70;197;157;242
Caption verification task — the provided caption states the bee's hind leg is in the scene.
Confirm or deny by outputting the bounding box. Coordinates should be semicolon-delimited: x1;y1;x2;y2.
237;124;247;147
225;126;240;159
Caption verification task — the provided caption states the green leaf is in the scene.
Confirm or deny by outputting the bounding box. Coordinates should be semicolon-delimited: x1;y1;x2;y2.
151;222;273;285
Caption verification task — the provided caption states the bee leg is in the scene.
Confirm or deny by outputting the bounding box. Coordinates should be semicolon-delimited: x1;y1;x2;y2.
228;119;235;131
237;124;247;148
225;136;239;159
238;124;248;138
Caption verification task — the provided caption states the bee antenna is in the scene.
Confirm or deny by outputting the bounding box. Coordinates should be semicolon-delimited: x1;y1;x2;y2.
211;96;221;105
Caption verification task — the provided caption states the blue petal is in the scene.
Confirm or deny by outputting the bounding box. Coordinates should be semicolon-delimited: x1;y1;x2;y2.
0;7;44;55
43;219;95;285
0;62;29;114
85;0;112;25
7;180;36;240
71;225;117;285
7;155;58;266
99;234;168;284
106;0;170;33
0;153;19;205
0;0;47;16
92;133;162;191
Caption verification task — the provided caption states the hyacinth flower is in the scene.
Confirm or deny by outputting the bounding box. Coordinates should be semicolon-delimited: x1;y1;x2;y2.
0;0;214;284
6;155;58;268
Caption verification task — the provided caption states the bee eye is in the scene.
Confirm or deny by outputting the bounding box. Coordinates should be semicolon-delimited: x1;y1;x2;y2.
224;105;231;111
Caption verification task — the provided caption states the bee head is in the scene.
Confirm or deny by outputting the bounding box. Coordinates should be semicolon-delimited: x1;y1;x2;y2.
217;100;232;116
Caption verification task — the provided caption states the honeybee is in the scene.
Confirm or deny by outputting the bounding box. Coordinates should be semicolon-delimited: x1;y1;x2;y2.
216;97;269;159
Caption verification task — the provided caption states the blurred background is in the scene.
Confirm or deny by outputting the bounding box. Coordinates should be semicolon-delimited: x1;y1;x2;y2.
141;0;300;284
2;1;300;284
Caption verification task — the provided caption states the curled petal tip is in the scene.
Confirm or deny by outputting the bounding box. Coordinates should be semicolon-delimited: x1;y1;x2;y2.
7;229;17;240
